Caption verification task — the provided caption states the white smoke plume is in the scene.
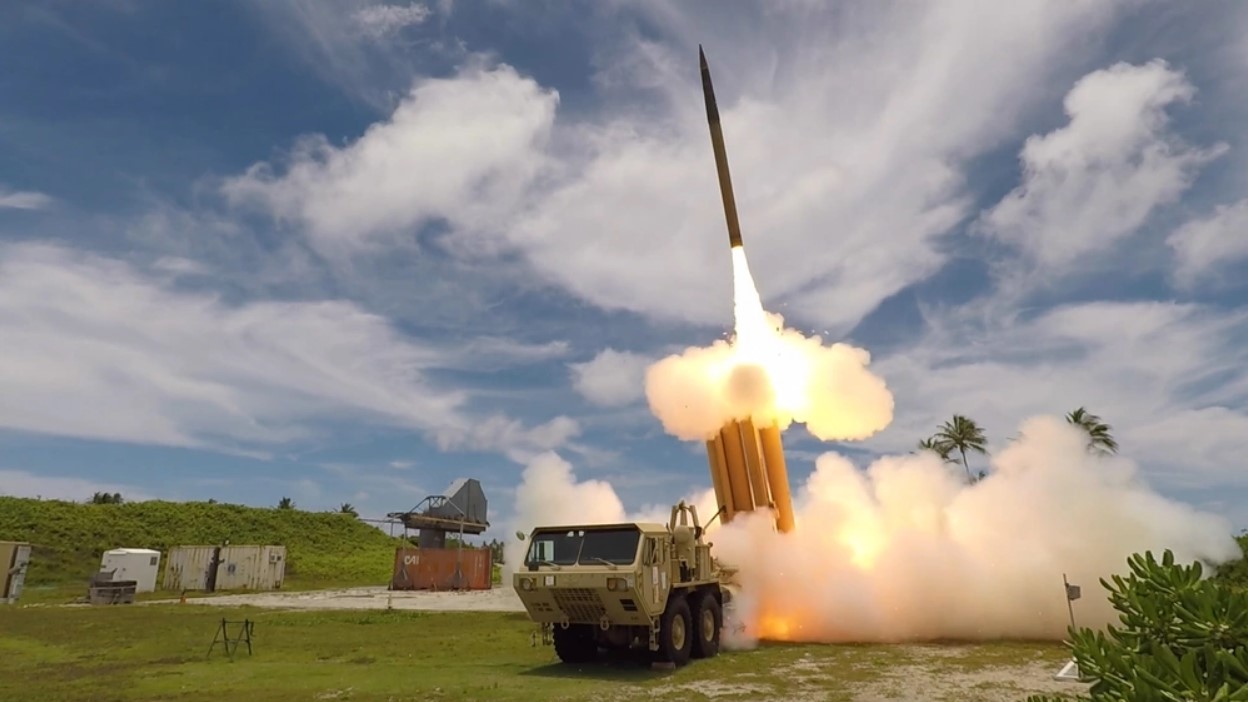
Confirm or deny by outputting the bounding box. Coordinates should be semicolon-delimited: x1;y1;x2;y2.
715;416;1240;643
645;249;894;442
506;416;1239;642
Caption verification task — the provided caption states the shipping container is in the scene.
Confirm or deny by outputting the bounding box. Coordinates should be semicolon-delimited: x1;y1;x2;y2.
214;545;286;591
162;545;286;592
162;545;220;591
100;548;161;593
390;547;492;591
1;541;32;604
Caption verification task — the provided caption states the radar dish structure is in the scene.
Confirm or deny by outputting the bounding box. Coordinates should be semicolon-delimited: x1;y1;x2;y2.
386;478;489;549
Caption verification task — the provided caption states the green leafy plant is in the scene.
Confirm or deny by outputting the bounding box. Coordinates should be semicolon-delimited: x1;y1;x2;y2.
1026;550;1248;701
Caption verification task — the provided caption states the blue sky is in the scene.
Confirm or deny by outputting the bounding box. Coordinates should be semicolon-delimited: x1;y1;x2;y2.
2;0;1248;537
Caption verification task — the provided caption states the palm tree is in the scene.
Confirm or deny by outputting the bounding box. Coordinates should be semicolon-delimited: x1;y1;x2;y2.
339;503;358;516
934;414;988;483
916;436;958;464
277;496;294;510
1066;407;1118;455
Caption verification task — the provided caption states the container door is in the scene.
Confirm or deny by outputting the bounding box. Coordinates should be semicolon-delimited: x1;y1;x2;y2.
8;545;30;602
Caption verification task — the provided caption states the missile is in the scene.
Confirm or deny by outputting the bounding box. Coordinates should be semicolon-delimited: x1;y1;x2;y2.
699;45;744;250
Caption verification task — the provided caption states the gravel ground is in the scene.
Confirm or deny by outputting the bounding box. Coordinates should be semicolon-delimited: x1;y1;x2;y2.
147;585;526;612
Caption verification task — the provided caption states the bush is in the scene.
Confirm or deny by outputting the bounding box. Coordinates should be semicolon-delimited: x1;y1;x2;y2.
1214;532;1248;591
1026;550;1248;702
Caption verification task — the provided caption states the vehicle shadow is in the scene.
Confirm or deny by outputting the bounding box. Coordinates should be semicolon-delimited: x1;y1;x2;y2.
519;650;670;681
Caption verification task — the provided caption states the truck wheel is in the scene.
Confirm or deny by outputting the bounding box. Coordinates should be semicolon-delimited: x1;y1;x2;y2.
553;624;598;664
691;592;722;659
657;595;693;666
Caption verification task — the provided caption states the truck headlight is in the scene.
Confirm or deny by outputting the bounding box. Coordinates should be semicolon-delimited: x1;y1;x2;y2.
519;578;534;591
607;577;628;592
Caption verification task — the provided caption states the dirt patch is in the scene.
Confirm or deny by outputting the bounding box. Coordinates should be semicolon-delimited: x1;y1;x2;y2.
644;646;1084;702
143;585;526;613
832;648;1084;702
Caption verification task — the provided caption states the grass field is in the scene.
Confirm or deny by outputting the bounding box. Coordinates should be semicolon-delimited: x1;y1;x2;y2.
0;604;1079;702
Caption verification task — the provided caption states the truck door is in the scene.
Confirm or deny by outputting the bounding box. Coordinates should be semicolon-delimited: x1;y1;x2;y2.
644;536;668;608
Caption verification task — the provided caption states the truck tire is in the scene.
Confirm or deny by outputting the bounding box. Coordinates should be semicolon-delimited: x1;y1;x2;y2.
656;594;693;666
553;624;598;664
691;591;722;659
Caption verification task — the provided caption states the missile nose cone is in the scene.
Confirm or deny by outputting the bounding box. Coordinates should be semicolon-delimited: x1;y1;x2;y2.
699;45;742;249
699;45;720;125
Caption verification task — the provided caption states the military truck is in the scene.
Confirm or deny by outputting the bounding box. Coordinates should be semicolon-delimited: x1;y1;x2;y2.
512;501;732;667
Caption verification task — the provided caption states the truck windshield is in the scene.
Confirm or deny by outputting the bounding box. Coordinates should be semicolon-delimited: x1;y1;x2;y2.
525;526;641;567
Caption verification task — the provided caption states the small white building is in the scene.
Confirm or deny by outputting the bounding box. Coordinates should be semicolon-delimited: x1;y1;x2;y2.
100;548;161;593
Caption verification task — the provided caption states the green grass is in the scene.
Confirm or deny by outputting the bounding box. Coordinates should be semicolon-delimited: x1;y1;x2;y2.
0;605;1075;702
0;496;408;595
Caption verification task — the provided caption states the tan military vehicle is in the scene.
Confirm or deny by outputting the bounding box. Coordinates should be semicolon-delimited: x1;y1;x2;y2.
512;501;732;667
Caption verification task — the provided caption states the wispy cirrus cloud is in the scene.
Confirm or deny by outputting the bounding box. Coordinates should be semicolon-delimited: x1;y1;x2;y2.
0;241;576;460
1167;198;1248;290
0;187;53;210
352;3;431;40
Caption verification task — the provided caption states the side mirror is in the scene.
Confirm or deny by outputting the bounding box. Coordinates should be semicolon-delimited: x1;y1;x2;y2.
514;531;526;541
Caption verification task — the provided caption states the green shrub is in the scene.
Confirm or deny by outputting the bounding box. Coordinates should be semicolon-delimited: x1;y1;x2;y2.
1214;533;1248;591
1026;550;1248;702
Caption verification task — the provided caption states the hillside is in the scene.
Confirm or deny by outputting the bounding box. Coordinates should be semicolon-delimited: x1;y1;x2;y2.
0;496;408;590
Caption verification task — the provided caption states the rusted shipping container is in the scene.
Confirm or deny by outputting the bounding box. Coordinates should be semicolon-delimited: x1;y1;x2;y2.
214;545;286;591
162;545;219;591
390;547;492;591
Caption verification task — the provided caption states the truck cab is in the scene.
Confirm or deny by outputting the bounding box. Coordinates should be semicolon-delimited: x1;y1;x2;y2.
512;502;728;666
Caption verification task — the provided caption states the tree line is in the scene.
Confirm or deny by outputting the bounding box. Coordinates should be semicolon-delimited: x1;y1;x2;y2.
915;406;1119;483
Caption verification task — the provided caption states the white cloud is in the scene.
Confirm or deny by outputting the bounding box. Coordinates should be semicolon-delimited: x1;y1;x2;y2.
221;62;559;257
1167;198;1248;289
0;241;576;459
568;348;651;407
867;299;1248;489
0;188;53;210
436;415;581;464
352;3;431;39
978;60;1227;274
221;1;1140;333
0;469;155;502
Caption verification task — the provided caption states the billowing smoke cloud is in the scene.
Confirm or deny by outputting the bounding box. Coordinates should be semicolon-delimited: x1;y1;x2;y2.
717;416;1240;643
645;249;895;441
507;416;1239;642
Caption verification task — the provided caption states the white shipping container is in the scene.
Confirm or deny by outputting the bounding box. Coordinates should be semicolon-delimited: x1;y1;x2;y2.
100;548;161;593
162;545;219;591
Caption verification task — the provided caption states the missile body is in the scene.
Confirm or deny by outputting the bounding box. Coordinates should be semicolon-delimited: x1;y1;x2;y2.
699;46;744;250
698;47;797;534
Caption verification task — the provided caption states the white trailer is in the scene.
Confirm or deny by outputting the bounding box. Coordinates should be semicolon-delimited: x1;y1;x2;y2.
100;548;161;593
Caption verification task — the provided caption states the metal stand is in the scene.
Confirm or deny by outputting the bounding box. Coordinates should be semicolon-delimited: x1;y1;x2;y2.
208;618;254;659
